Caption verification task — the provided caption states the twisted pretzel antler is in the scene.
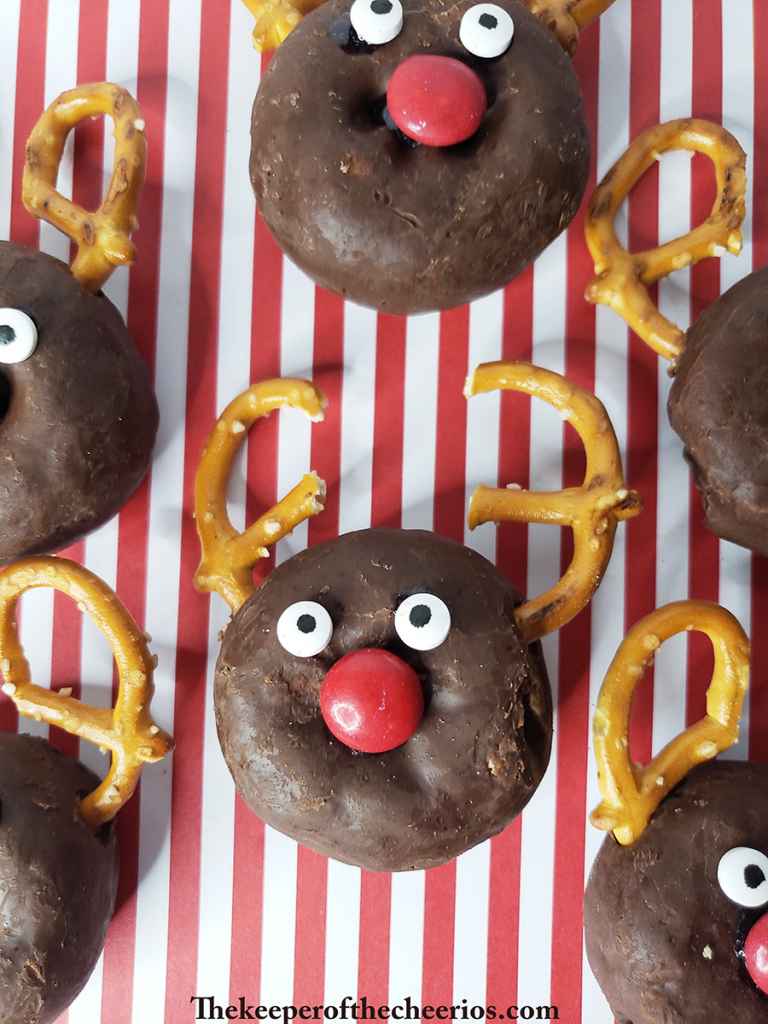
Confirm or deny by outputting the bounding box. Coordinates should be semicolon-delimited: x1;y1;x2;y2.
585;119;747;362
465;361;640;645
591;601;749;846
195;379;327;612
22;82;147;293
0;557;172;830
525;0;618;55
241;0;325;51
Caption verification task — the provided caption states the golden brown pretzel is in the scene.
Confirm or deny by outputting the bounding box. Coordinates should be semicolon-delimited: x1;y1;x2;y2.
22;82;147;293
591;601;749;846
585;119;747;361
0;557;172;830
526;0;618;54
242;0;325;50
465;361;641;644
194;378;328;612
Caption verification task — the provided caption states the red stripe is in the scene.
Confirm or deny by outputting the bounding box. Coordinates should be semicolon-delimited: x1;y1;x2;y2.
549;22;601;1019
101;1;171;1021
421;307;469;1008
1;0;49;735
290;288;344;1006
751;0;768;764
686;0;723;726
228;113;284;1000
624;0;661;762
485;268;534;1011
370;315;407;530
166;2;231;1020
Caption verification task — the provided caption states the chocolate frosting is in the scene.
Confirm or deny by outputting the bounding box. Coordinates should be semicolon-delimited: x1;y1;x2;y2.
669;267;768;555
0;242;158;563
0;733;119;1024
215;528;552;871
250;0;590;313
585;761;768;1024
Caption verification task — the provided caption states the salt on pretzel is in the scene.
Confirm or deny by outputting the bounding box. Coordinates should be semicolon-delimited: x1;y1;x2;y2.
0;557;172;830
591;601;749;846
465;361;641;645
22;82;147;294
194;379;328;612
585;119;747;362
525;0;618;55
241;0;325;51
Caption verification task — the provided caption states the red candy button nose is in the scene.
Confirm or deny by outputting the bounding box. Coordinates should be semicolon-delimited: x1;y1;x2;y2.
745;912;768;995
387;55;487;147
320;648;424;754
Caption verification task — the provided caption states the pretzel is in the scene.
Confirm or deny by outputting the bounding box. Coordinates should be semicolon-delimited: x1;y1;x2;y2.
0;557;172;830
22;82;147;294
465;361;641;645
591;601;749;846
242;0;325;51
195;378;328;612
585;119;747;362
525;0;618;55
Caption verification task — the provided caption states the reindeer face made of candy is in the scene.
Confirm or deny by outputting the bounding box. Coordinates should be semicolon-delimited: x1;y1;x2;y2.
584;118;768;556
243;0;618;314
584;601;768;1023
194;362;640;872
0;84;157;564
0;557;172;1023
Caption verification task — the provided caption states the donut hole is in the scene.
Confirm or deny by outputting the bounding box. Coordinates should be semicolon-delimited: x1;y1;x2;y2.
0;372;9;422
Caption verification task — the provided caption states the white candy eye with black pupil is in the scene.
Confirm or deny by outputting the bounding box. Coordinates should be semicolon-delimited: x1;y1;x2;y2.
460;3;514;58
276;601;333;658
395;593;451;652
0;309;38;365
717;847;768;908
350;0;403;44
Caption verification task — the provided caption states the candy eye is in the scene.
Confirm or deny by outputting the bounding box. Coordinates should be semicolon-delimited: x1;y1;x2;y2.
395;593;451;652
350;0;403;45
276;601;333;658
0;309;38;365
460;3;514;58
717;847;768;908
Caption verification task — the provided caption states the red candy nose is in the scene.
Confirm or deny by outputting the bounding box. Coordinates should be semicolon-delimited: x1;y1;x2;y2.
745;912;768;994
320;648;424;754
387;55;487;147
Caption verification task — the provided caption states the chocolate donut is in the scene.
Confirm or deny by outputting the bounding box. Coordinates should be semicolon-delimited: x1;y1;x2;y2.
249;0;590;313
669;267;768;556
585;761;768;1024
215;527;552;871
0;242;158;563
0;733;119;1024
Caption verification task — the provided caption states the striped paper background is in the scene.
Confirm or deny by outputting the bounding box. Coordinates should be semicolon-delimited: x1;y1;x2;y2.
0;1;766;1021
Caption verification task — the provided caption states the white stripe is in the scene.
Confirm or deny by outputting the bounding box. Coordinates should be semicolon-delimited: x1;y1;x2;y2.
338;301;377;537
0;0;20;240
401;314;439;531
516;230;567;1012
260;828;299;1005
388;870;425;1006
719;0;754;759
453;842;490;1006
132;0;203;1020
651;0;693;754
195;0;259;1005
583;2;632;1020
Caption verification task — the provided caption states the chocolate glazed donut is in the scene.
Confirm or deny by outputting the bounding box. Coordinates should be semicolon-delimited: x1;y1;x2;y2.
216;529;552;870
194;366;639;872
583;602;768;1023
0;556;173;1024
585;119;768;554
0;244;157;562
248;0;605;314
0;82;157;564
